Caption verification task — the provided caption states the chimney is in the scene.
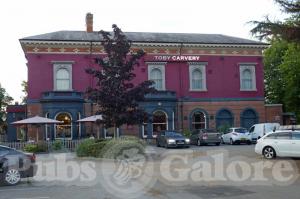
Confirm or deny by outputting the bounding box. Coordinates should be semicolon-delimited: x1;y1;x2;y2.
86;13;93;33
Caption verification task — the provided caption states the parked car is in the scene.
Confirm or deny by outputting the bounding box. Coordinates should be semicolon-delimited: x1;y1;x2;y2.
0;145;37;185
156;131;190;148
249;123;280;142
221;127;252;145
190;129;221;146
255;130;300;159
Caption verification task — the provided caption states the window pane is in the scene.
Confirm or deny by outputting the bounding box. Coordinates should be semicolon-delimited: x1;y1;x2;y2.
57;69;70;79
150;68;163;90
292;133;300;140
276;132;291;140
55;113;72;139
192;69;202;89
57;80;70;90
242;69;252;89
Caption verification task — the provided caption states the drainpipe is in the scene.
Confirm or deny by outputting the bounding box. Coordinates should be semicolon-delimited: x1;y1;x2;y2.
179;43;184;131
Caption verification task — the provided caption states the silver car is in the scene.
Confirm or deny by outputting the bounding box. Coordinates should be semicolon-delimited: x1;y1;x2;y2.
221;127;252;145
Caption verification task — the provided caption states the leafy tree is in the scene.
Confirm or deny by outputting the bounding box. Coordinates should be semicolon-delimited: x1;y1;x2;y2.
250;0;300;42
263;39;288;104
280;43;300;118
0;84;13;134
86;24;155;138
21;80;28;104
263;40;300;119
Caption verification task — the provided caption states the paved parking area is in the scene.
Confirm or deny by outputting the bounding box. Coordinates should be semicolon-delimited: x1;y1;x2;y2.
0;144;300;199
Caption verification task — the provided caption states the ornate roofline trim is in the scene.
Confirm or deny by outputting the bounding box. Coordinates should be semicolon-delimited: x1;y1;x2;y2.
20;40;268;49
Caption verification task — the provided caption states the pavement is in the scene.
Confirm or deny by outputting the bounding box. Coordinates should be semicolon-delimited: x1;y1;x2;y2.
0;144;300;199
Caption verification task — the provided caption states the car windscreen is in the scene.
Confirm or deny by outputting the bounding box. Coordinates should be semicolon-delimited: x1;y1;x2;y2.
165;132;183;137
235;128;247;133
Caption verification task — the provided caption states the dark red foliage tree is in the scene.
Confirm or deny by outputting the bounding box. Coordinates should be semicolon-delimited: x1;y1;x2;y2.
86;24;155;137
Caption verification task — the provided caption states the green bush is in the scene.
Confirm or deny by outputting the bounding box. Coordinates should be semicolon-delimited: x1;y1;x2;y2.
76;137;145;159
102;139;145;159
182;129;192;138
24;143;47;153
52;140;63;151
76;139;96;157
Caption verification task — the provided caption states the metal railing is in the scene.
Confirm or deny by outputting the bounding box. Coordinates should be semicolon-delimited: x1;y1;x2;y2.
0;140;83;152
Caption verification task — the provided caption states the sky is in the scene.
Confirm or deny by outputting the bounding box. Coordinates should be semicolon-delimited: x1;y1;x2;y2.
0;0;286;102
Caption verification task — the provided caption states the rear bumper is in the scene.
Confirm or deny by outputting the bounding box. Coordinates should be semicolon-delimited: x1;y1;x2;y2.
20;164;37;178
201;139;221;144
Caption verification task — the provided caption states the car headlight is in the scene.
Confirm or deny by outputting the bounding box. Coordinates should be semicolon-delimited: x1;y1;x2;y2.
185;138;190;143
167;139;176;143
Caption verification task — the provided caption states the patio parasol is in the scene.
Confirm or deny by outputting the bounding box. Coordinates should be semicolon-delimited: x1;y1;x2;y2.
11;115;63;141
77;115;103;138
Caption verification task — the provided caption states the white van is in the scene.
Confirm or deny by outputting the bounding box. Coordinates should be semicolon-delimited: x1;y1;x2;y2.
249;123;280;142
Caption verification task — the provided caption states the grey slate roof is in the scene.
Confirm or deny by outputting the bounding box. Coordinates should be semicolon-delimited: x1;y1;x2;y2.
20;31;266;45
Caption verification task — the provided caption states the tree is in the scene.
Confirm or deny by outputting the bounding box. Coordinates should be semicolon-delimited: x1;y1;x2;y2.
280;43;300;118
250;0;300;42
0;84;13;134
263;40;300;119
86;24;155;137
263;39;288;104
21;80;28;104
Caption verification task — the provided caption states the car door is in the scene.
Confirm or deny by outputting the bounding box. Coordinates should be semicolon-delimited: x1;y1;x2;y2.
291;133;300;157
249;126;256;140
273;132;293;156
0;147;10;172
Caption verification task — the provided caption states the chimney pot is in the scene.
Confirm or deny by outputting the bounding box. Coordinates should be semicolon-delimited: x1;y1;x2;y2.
86;13;93;33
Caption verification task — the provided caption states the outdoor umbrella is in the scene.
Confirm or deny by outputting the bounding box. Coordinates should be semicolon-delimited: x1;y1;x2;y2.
77;115;103;138
11;115;63;141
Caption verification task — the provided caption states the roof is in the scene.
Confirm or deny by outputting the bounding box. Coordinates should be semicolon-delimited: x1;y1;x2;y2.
20;31;266;45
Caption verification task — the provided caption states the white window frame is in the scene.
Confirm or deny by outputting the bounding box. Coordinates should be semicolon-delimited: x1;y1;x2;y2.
239;64;256;91
189;63;207;91
147;63;166;91
53;62;73;91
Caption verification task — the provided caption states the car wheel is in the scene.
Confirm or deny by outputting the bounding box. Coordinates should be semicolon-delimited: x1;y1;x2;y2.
197;139;201;146
4;168;21;185
247;140;252;145
230;139;234;145
215;142;220;146
221;138;225;144
263;146;276;159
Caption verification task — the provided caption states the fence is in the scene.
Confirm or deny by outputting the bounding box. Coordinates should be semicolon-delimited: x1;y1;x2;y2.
0;139;83;152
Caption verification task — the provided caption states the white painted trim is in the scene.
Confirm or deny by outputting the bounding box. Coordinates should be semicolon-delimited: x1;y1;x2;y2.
53;63;73;91
239;64;257;91
189;64;207;91
21;40;268;49
148;64;166;91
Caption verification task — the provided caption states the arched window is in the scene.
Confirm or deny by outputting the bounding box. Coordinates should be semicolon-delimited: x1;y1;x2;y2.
241;109;258;129
152;111;168;137
150;68;163;90
192;111;206;129
240;65;256;91
242;69;252;89
55;112;72;139
56;68;70;90
216;109;234;129
192;69;202;89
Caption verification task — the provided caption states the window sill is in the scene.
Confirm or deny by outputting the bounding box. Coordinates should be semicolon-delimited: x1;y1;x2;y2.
189;89;207;92
240;89;257;92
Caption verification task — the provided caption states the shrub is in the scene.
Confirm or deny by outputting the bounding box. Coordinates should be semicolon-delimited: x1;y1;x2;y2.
102;139;145;159
182;129;192;138
76;139;96;157
24;143;47;153
52;140;63;151
76;137;145;159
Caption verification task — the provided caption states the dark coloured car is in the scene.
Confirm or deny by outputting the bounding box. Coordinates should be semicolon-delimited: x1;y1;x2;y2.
0;145;37;185
156;131;190;148
190;129;222;146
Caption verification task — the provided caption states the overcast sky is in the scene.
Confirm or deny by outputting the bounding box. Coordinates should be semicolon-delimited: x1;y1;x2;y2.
0;0;285;102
